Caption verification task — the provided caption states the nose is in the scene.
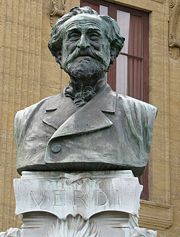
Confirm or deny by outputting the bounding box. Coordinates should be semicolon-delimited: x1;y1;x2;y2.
77;34;90;49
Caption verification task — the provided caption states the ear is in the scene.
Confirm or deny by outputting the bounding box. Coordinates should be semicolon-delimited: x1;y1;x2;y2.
110;45;119;64
55;50;62;67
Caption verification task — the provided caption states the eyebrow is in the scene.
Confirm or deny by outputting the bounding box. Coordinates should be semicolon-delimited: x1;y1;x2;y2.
66;28;81;34
86;28;101;33
66;27;102;36
65;20;102;29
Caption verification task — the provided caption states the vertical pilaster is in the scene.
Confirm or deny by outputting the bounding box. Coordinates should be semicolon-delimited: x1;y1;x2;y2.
0;0;43;230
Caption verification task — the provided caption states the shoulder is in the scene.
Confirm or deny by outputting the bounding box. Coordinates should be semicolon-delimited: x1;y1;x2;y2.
14;93;63;144
14;93;62;122
117;94;157;115
116;94;157;151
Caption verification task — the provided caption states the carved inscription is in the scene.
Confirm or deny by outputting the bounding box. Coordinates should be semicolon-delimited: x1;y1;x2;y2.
27;188;125;208
14;174;142;219
54;190;66;206
30;191;46;207
95;190;108;206
73;190;87;208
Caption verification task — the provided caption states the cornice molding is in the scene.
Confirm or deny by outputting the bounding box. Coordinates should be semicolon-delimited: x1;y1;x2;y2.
139;200;173;230
49;0;66;26
169;0;180;48
151;0;166;3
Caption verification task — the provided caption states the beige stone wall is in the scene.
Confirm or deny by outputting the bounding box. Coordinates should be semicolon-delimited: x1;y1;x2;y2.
168;50;180;236
0;0;77;231
0;0;179;236
0;0;42;229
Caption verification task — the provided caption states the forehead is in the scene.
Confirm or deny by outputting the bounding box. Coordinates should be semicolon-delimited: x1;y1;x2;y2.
62;14;105;33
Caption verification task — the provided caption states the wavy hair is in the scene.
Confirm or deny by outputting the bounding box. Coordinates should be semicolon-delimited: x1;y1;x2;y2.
48;6;125;67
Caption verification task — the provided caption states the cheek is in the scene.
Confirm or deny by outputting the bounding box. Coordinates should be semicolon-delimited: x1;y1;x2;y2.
68;41;77;50
63;41;77;55
90;41;101;50
103;42;111;56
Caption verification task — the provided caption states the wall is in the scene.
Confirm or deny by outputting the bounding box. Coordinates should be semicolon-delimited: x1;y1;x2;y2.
0;0;179;236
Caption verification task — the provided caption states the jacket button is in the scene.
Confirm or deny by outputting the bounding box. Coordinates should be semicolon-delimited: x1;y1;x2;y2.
50;143;61;153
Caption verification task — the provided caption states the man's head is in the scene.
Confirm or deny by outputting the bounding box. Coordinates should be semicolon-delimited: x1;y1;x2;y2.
48;6;124;80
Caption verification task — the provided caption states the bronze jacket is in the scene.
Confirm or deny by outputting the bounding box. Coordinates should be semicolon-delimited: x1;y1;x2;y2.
14;85;157;176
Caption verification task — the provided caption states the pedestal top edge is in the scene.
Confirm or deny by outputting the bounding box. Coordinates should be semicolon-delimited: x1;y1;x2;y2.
20;170;134;179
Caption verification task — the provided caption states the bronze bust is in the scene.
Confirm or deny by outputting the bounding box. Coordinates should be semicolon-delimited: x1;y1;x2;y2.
14;7;157;176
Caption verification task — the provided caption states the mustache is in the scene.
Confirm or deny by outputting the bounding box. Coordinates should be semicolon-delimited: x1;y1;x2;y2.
65;48;105;65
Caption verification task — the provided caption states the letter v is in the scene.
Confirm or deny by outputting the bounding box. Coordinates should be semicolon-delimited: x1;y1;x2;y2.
30;191;45;207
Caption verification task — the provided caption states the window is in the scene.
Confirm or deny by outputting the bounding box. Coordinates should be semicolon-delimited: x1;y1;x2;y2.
81;0;149;199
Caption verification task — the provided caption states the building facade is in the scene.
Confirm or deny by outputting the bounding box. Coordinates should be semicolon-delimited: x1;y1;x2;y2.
0;0;180;236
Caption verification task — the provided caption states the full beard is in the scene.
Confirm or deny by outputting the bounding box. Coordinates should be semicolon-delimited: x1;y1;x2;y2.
61;47;110;84
63;56;106;85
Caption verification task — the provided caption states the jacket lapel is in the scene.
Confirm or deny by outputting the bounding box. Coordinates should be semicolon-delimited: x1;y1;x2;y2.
43;85;116;139
42;93;78;130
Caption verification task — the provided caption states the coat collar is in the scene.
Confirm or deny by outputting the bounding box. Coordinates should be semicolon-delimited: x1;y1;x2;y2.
42;84;116;138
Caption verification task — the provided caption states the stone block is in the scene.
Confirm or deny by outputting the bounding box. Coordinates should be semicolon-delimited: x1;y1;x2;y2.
10;171;157;236
14;171;142;219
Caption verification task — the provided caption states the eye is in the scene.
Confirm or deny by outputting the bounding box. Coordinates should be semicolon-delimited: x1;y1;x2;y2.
87;32;101;41
67;31;80;41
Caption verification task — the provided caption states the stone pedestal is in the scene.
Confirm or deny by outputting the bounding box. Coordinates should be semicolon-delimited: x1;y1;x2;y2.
1;171;157;237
